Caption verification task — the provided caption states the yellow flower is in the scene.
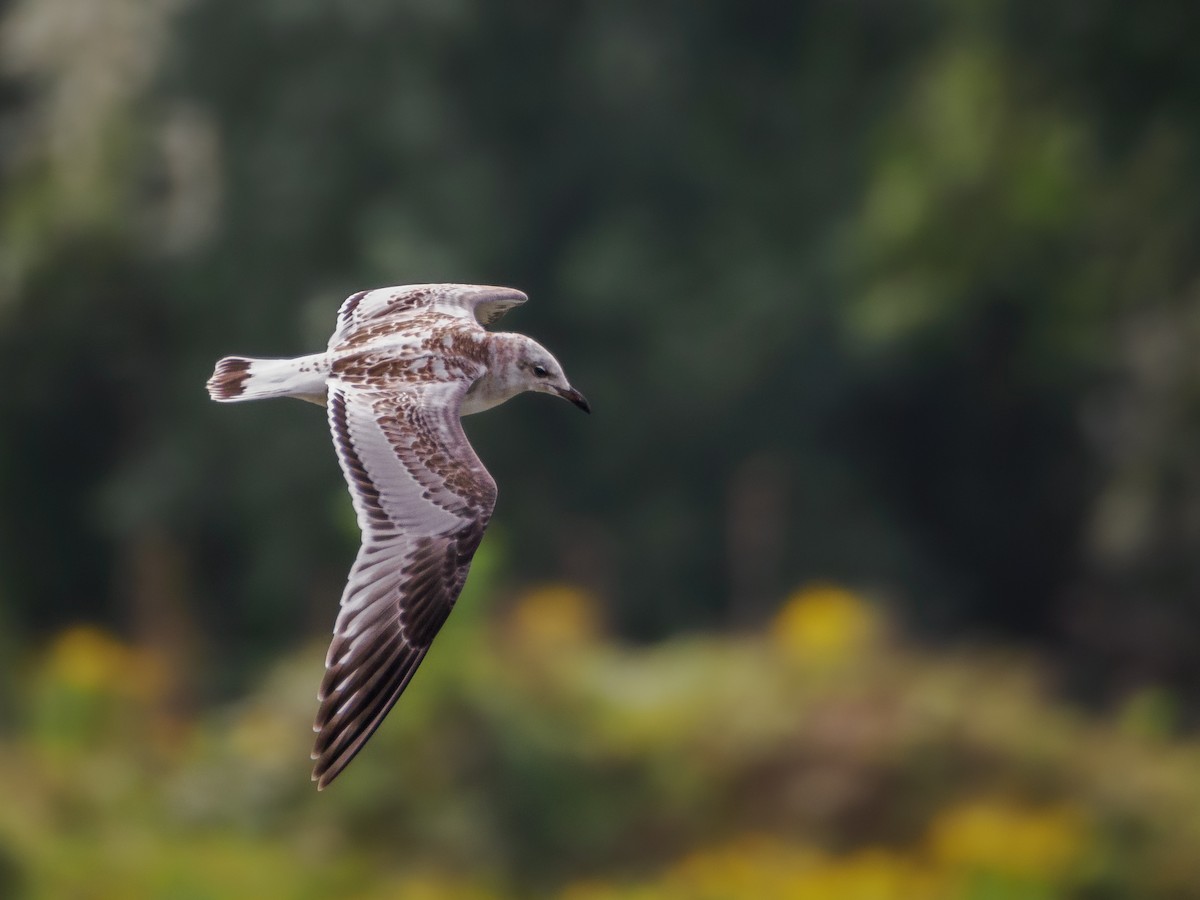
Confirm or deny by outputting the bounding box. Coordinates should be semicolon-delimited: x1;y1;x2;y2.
594;836;949;900
771;583;881;664
506;583;601;651
926;798;1086;879
43;625;167;701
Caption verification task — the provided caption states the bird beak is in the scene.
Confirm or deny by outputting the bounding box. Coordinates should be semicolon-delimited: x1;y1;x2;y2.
557;386;591;414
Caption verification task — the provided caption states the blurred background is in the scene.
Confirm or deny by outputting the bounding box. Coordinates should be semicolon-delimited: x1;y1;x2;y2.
2;0;1200;896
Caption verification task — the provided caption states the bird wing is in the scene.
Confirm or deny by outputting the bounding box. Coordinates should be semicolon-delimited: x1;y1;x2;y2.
330;283;527;348
312;365;496;789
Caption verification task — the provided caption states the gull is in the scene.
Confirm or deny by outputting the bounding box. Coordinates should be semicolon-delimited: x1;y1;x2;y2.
206;284;590;788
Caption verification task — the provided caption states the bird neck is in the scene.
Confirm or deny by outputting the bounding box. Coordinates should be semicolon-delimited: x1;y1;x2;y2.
461;333;525;416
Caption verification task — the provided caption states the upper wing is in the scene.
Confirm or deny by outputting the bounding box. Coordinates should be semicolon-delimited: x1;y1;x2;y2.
312;372;497;789
330;283;527;348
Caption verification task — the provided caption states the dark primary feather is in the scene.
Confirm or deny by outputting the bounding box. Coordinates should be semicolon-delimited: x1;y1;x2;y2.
312;378;495;789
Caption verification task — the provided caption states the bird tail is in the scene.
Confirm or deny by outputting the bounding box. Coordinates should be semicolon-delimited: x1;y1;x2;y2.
207;353;330;404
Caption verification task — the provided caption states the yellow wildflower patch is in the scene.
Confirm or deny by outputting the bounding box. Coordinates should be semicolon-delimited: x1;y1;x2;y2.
771;583;881;664
43;625;166;701
926;798;1086;879
562;837;948;900
506;583;602;651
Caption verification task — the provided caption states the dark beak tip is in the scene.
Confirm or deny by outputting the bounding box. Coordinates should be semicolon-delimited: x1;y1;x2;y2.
561;387;591;414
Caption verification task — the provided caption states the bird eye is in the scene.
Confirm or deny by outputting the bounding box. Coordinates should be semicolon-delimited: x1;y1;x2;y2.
532;365;549;378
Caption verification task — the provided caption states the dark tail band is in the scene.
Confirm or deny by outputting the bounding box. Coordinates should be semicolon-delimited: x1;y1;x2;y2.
206;356;253;401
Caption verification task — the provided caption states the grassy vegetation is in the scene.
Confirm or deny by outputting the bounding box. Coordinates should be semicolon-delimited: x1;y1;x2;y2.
5;577;1200;899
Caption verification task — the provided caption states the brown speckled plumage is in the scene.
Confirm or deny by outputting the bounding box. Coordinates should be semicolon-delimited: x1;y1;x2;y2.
206;283;589;789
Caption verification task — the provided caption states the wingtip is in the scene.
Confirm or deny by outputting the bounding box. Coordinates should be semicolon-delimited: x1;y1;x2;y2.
311;761;332;790
475;284;527;303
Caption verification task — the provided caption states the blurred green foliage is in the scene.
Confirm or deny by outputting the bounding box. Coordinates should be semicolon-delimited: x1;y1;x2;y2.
3;1;1200;895
1;0;1199;691
6;582;1200;898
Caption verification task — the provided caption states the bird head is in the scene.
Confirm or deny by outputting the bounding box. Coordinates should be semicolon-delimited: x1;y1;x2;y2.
509;335;591;413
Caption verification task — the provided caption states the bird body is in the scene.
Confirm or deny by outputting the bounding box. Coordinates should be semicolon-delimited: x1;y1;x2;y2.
207;284;589;788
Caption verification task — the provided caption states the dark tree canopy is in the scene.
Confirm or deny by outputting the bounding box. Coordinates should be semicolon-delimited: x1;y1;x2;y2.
2;0;1199;699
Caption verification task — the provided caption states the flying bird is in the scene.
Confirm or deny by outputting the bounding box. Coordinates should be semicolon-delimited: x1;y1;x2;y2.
206;284;590;789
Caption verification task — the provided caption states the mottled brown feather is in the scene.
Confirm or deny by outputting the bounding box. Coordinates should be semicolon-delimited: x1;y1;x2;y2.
312;376;495;790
